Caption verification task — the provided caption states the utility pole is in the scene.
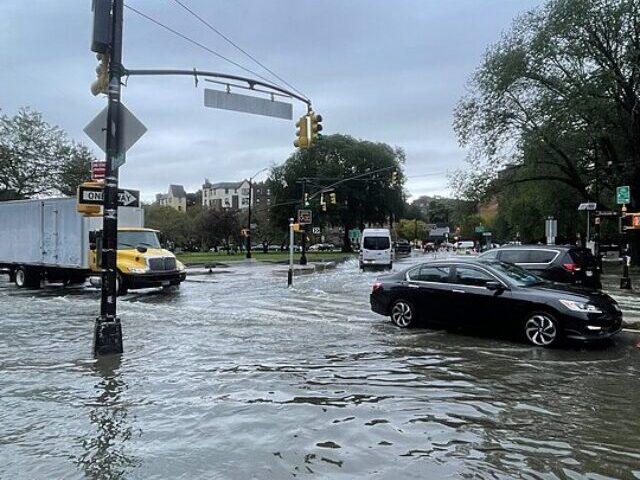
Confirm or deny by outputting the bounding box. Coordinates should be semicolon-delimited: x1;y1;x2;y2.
246;179;253;259
94;0;124;356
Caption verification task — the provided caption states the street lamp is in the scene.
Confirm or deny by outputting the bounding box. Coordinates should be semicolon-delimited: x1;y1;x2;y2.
246;167;269;259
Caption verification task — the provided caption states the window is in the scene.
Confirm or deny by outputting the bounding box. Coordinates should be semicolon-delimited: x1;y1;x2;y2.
241;198;249;205
454;266;495;287
528;250;557;263
363;236;390;250
241;188;250;195
500;250;528;264
408;265;450;282
481;249;498;260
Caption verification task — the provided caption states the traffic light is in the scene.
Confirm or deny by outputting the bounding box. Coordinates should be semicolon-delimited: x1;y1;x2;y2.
309;112;323;146
390;170;398;186
294;115;309;149
329;193;337;204
304;192;310;207
322;203;327;212
91;52;110;96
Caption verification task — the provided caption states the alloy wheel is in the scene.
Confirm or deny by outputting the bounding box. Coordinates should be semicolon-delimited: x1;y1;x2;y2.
391;301;414;328
525;314;558;346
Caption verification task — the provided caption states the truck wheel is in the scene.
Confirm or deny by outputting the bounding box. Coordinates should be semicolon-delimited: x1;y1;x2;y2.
15;266;41;289
116;272;128;296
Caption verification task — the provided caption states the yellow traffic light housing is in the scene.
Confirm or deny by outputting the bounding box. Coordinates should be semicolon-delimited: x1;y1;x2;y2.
329;193;337;204
309;112;323;146
91;52;110;96
294;115;309;149
390;170;398;186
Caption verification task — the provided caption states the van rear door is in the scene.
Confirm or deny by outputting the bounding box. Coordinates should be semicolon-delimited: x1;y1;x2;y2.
363;236;391;264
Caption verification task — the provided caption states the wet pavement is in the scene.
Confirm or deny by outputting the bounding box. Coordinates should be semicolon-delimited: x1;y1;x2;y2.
1;254;640;479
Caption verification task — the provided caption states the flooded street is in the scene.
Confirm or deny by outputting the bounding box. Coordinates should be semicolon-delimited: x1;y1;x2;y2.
1;256;640;479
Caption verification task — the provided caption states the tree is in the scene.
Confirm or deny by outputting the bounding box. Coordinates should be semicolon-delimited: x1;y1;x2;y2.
452;0;640;256
0;108;95;200
58;143;93;196
270;134;406;252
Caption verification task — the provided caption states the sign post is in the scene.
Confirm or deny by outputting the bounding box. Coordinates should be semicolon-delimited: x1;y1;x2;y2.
288;218;294;287
545;217;557;245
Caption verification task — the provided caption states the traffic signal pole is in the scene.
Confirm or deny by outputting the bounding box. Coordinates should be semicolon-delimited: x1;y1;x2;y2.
94;0;124;356
300;179;308;265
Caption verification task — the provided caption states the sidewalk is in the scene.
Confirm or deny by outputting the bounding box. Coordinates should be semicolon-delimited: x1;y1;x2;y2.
601;261;640;330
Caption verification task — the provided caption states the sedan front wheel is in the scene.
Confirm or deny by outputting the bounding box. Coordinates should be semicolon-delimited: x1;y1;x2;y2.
524;312;560;347
390;300;416;328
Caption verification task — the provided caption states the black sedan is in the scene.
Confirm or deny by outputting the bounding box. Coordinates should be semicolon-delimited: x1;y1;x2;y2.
370;258;622;347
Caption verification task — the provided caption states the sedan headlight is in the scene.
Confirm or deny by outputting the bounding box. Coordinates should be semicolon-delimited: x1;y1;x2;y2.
129;267;149;274
177;261;186;271
559;299;602;314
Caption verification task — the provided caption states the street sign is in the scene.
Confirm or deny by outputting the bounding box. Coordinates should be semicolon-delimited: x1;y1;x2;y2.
297;209;312;225
204;88;293;120
617;186;630;205
545;218;557;245
91;161;106;180
578;202;597;211
312;227;321;234
482;232;492;237
84;104;147;162
474;225;485;233
78;185;140;207
595;211;619;217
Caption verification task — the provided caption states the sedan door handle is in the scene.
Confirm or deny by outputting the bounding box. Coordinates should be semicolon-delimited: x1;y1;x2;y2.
451;289;465;294
407;283;420;288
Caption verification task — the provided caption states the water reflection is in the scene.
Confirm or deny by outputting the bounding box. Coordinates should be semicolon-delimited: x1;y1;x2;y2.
75;356;138;479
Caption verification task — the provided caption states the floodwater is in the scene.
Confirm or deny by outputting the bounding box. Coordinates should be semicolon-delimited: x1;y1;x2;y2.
1;255;640;479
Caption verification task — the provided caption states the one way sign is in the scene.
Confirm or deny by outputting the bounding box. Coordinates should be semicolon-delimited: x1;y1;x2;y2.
78;185;140;207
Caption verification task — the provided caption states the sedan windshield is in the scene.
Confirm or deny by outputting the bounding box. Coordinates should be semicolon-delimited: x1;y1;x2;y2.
482;261;544;287
118;231;161;249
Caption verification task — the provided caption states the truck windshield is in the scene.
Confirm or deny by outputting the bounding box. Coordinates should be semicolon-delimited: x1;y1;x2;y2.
118;231;161;249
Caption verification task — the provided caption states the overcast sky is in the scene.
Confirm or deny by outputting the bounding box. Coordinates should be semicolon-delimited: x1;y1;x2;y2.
0;0;543;202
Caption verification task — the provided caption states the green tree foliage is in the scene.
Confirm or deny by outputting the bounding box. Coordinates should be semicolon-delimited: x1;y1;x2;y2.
0;108;94;200
269;134;406;251
453;0;640;254
144;204;197;249
395;218;427;241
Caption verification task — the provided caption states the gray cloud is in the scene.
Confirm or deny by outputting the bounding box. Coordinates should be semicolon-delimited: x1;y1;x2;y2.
0;0;543;202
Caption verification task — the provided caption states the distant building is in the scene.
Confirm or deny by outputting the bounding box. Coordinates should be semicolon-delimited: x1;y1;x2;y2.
253;181;272;209
202;179;251;210
155;184;187;212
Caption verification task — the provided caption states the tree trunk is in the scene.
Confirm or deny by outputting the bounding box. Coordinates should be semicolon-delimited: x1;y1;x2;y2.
342;223;353;252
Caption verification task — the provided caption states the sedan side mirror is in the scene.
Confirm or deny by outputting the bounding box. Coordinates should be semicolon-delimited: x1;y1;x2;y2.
136;245;148;253
486;281;504;291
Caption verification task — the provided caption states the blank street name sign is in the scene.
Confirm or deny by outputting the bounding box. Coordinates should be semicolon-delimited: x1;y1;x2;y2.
204;88;293;120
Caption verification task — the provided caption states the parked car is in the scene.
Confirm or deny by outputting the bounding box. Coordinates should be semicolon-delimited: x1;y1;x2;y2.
394;238;412;256
456;240;476;254
370;258;622;347
479;245;601;289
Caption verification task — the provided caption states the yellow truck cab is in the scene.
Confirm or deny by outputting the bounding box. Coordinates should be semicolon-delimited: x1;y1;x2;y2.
90;227;186;295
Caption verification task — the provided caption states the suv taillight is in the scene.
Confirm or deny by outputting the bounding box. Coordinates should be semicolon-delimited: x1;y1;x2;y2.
372;281;383;293
563;263;580;272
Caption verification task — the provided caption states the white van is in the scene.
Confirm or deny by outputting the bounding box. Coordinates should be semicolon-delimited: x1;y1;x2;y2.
359;228;393;270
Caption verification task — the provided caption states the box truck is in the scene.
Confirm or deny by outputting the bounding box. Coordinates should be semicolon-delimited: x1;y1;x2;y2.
0;197;186;294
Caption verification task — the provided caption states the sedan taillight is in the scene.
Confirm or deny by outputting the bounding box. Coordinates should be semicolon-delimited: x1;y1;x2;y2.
372;281;383;293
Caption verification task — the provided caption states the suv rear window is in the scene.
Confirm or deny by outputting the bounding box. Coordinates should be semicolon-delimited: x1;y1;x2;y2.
528;250;557;263
363;236;390;250
500;250;529;263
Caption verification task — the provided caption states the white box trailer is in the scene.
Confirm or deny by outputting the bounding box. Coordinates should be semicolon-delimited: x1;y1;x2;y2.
0;197;143;285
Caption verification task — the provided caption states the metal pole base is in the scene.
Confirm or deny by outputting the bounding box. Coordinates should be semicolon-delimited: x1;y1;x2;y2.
620;277;632;289
288;268;293;287
93;316;123;357
299;255;307;266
